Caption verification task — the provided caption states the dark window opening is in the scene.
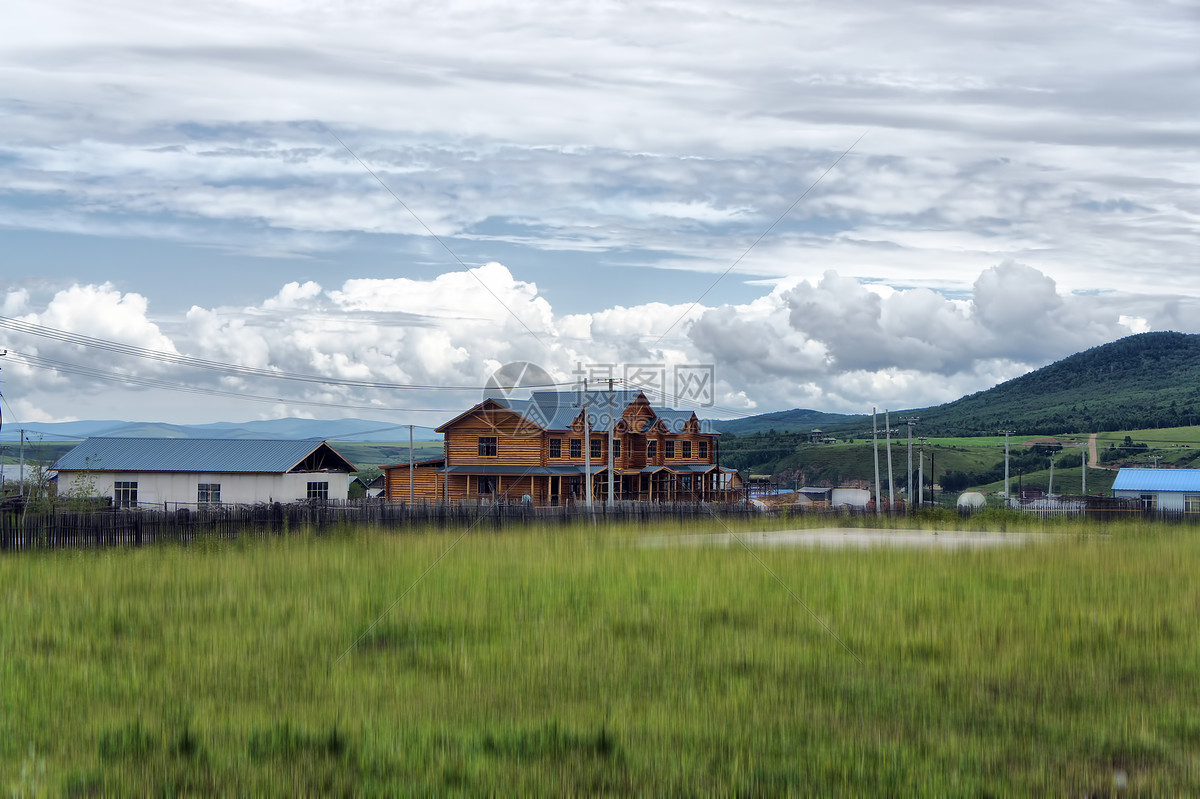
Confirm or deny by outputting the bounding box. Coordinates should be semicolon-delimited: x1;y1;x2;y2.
114;481;138;508
197;483;221;506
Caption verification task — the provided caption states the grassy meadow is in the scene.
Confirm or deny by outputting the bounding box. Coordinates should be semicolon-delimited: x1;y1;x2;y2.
3;514;1200;795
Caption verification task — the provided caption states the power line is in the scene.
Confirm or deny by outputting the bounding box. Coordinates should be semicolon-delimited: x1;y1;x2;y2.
654;130;868;344
0;316;575;392
324;127;548;351
6;350;475;414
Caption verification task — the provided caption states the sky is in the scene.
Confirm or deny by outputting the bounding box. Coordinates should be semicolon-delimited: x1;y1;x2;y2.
1;0;1197;433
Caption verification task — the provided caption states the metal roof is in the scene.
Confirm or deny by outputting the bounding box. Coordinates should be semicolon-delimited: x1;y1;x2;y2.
670;464;719;473
483;390;714;434
1112;468;1200;493
53;438;356;474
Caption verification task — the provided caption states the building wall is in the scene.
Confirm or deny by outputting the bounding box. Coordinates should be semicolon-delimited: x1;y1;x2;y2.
1112;489;1196;512
385;464;444;502
423;394;725;506
61;470;350;507
444;410;549;466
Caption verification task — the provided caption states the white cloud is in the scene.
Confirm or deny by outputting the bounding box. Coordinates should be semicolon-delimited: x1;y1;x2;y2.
1;0;1198;427
5;260;1195;427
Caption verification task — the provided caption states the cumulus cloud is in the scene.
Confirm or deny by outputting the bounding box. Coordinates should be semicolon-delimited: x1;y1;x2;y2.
2;260;1192;426
1;0;1197;426
685;260;1164;413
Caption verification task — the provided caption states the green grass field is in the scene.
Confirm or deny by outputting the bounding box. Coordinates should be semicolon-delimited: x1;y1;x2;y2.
3;516;1199;795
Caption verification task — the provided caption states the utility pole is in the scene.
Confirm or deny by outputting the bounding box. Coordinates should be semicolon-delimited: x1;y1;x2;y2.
408;424;415;504
872;408;882;516
607;378;615;507
902;417;919;509
885;410;895;511
583;378;593;512
930;447;936;505
18;429;25;498
1151;455;1161;469
1001;430;1014;505
1081;441;1087;495
918;437;926;509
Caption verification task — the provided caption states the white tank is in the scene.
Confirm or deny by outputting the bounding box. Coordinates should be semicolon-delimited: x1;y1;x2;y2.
957;492;987;509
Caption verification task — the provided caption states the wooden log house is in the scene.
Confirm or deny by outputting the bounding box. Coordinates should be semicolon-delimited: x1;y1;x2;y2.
383;390;743;505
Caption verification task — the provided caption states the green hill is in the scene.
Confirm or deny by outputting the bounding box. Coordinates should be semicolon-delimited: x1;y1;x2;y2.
909;332;1200;435
715;332;1200;488
713;332;1200;439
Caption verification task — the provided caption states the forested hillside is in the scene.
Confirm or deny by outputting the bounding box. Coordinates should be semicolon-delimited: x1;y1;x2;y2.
911;332;1200;435
712;332;1200;439
716;332;1200;483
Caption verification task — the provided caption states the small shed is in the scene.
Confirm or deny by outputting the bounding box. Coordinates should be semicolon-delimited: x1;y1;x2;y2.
1111;468;1200;512
54;438;357;508
796;486;832;505
831;487;871;509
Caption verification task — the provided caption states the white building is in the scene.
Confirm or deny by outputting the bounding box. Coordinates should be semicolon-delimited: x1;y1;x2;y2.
54;438;357;508
1111;468;1200;513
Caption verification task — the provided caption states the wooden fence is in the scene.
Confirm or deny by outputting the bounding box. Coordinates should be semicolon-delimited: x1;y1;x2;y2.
0;499;764;552
4;496;1189;552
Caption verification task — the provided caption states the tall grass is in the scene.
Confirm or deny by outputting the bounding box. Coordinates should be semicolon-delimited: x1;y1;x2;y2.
2;518;1198;794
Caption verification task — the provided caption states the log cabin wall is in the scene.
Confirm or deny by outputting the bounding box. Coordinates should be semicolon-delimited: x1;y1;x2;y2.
380;390;734;506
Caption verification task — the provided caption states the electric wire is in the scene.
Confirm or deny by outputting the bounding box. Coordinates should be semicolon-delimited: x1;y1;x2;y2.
0;316;573;392
6;350;475;414
654;131;869;344
324;126;548;351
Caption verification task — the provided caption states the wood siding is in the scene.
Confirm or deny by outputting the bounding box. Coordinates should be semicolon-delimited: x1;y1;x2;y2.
393;391;734;506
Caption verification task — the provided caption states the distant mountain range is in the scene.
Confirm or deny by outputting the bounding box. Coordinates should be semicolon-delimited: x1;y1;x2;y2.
6;332;1197;443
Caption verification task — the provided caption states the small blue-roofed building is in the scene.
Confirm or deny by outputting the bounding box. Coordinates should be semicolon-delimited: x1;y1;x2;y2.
1111;467;1200;513
54;438;357;509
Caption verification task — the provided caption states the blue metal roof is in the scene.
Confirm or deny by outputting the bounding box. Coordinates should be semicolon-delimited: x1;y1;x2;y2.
485;390;713;435
1112;468;1200;493
54;438;356;474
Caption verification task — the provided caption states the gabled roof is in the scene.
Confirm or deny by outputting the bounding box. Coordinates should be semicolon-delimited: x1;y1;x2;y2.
1112;468;1200;493
439;390;718;435
53;438;357;474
